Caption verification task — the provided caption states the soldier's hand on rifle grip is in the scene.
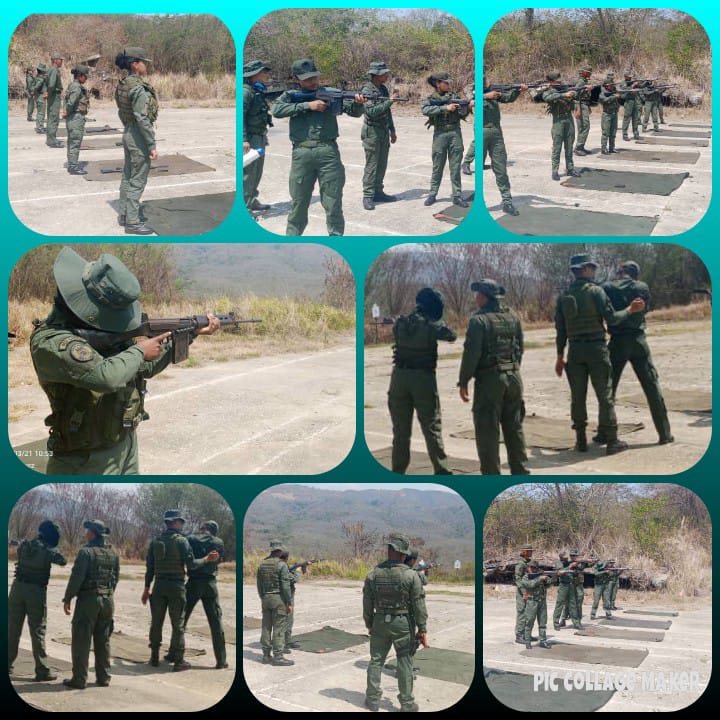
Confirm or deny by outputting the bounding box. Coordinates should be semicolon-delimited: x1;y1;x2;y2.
137;332;172;360
196;315;221;335
628;298;645;314
417;632;428;649
354;93;368;104
141;587;150;605
308;100;327;112
555;357;566;378
447;103;460;112
485;91;501;101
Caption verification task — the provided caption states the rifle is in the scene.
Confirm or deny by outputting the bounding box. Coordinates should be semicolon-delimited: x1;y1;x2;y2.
484;82;545;92
607;567;631;574
100;164;169;174
74;312;262;363
653;84;678;92
288;558;324;574
426;97;473;118
416;561;440;572
287;88;407;116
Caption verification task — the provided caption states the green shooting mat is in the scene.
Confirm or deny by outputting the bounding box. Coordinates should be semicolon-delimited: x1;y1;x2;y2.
621;388;711;414
80;137;124;150
450;416;643;451
599;149;700;164
11;648;73;677
53;632;206;663
242;616;263;630
622;609;679;617
188;623;236;645
560;168;689;195
519;642;649;668
372;446;480;475
83;154;215;182
291;626;369;653
57;124;121;137
643;129;710;138
142;192;236;236
495;206;658;236
484;668;616;712
574;626;665;642
635;137;708;147
385;647;475;686
12;437;50;474
599;618;671;630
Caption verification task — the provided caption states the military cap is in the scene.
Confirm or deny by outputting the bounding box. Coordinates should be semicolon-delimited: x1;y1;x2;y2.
569;254;598;270
428;71;450;84
26;65;34;71
38;520;60;547
620;261;640;278
50;53;64;61
54;247;142;333
369;61;391;76
581;65;593;73
37;63;48;72
243;59;271;78
546;71;561;81
569;549;580;556
292;58;320;80
623;70;633;77
163;509;186;523
73;64;91;77
269;540;286;552
415;287;444;321
595;560;607;571
559;550;569;558
123;47;152;63
83;519;110;536
388;533;411;554
520;545;533;551
471;279;506;299
202;520;219;535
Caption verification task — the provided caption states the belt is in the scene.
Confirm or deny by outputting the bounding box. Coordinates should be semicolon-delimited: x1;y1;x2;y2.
377;610;409;615
569;336;605;343
395;364;435;370
293;139;336;148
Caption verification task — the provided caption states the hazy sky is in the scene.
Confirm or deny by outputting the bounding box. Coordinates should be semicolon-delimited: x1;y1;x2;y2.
296;483;457;494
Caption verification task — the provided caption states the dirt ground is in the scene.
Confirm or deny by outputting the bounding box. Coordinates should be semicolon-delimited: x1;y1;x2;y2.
8;342;355;475
364;318;711;475
482;111;711;236
8;563;236;712
482;585;711;711
242;579;475;712
8;105;235;236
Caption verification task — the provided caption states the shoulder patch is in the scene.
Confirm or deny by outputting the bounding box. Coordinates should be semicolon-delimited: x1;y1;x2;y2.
68;340;95;362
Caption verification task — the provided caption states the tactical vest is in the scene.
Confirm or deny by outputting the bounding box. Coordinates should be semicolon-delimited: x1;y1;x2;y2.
244;83;271;135
15;539;53;585
362;82;392;128
523;576;547;601
188;533;221;578
80;545;117;594
556;562;574;585
393;313;437;369
116;75;159;126
257;557;282;595
560;283;605;340
475;310;520;373
425;91;462;130
77;86;90;114
153;532;186;578
372;564;410;612
575;77;593;104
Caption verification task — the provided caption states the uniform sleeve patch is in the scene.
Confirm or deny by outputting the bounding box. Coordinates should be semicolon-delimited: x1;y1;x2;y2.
68;341;95;362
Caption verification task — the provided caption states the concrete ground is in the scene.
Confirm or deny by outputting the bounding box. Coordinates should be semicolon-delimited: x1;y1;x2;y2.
9;344;355;475
364;318;711;476
242;579;475;712
483;112;711;235
254;113;476;237
483;587;711;711
8;563;236;712
8;105;235;236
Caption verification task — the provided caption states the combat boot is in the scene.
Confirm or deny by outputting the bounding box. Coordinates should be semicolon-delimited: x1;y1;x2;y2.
373;192;397;202
593;432;609;445
125;222;155;236
452;196;469;208
215;662;229;669
605;612;612;619
567;168;581;177
262;651;272;665
62;678;85;689
364;698;380;712
271;656;294;666
363;197;375;211
47;141;65;148
606;439;628;455
574;147;586;156
539;640;551;649
601;148;609;155
515;634;525;644
609;144;619;153
558;619;566;627
551;171;561;181
173;660;192;672
34;672;58;682
423;194;436;206
525;640;532;650
400;703;420;712
502;202;519;216
149;648;160;667
575;429;588;452
250;199;270;211
658;435;675;445
590;613;597;620
286;641;301;649
461;162;472;175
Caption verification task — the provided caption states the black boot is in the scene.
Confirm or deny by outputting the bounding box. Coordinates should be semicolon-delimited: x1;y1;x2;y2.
125;222;155;235
173;660;191;672
424;194;436;206
150;648;160;667
593;432;609;445
271;656;295;666
539;640;551;649
363;197;375;210
373;192;397;202
575;429;588;452
606;439;628;455
262;651;272;665
552;171;561;181
567;168;581;177
461;162;472;175
515;634;526;644
502;202;519;216
452;196;469;208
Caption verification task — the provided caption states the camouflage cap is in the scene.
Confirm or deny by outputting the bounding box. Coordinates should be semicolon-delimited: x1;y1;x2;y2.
388;533;411;554
243;59;271;78
415;287;444;321
37;63;48;72
624;69;633;77
73;64;91;77
163;509;186;524
569;253;598;270
471;279;506;299
269;540;286;552
428;71;450;84
520;545;533;552
559;550;569;558
53;247;142;333
201;520;219;535
369;61;391;76
620;260;640;278
546;71;561;81
569;549;580;556
124;47;152;64
83;519;110;536
581;65;593;73
596;560;607;571
292;58;320;80
50;53;64;61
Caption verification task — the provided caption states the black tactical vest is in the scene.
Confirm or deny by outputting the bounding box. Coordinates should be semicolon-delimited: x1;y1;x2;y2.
257;557;282;595
15;539;53;586
80;544;117;593
560;283;605;340
153;531;186;578
393;313;437;369
372;564;410;612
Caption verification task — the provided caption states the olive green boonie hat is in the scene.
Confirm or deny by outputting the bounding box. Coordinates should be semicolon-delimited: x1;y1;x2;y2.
546;71;561;81
570;253;598;270
124;47;152;64
37;63;48;72
73;64;91;77
369;61;391;76
581;65;593;73
292;58;320;80
471;279;506;299
388;533;411;554
51;53;64;61
54;247;142;333
269;540;286;552
84;519;110;536
243;59;271;78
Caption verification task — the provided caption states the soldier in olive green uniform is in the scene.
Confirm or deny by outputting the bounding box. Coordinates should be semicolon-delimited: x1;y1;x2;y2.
542;72;581;181
143;510;219;671
554;254;645;454
360;61;398;211
421;72;469;207
8;521;67;681
279;550;301;653
64;65;91;175
590;561;613;620
521;560;551;649
30;248;218;475
243;60;272;213
642;80;661;132
363;533;427;712
461;139;475;175
607;559;620;609
619;71;644;141
61;520;119;689
115;47;159;234
598;75;621;154
256;541;294;666
514;545;533;644
458;279;529;475
559;550;590;625
552;551;582;630
25;66;36;121
405;549;428;587
573;66;594;155
483;82;526;215
602;261;673;445
45;53;65;148
185;521;228;669
272;58;366;236
389;288;457;475
34;64;48;134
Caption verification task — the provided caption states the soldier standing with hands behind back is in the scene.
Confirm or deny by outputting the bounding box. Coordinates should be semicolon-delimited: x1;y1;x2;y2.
64;65;91;175
34;64;48;134
25;65;36;121
243;60;273;214
45;53;65;149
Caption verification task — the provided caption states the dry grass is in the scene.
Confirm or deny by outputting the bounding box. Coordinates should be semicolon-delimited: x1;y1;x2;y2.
8;402;35;422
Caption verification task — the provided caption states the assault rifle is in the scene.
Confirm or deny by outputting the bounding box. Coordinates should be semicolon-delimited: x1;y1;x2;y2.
607;567;631;574
526;569;580;579
416;561;440;571
484;82;545;92
287;88;408;115
653;84;678;92
426;97;473;118
288;558;324;574
74;312;262;363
